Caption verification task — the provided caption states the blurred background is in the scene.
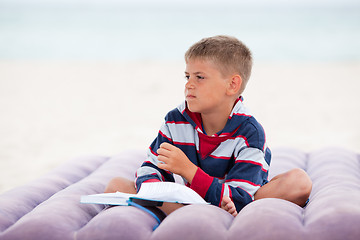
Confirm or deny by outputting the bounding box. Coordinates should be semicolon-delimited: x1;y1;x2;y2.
0;0;359;193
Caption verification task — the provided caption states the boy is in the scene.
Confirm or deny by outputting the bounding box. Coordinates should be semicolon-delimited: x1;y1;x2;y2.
105;35;312;217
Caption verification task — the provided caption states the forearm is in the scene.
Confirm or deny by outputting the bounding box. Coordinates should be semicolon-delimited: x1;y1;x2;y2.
189;167;256;211
178;163;198;184
157;142;198;184
136;149;176;190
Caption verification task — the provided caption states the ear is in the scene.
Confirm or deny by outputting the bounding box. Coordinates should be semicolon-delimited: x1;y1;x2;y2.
226;75;242;96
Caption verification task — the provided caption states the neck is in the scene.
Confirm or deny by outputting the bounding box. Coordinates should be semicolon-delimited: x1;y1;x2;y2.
201;102;234;136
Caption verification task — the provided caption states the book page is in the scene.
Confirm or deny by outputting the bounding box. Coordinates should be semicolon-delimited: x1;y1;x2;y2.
81;182;208;205
81;192;136;205
135;182;207;204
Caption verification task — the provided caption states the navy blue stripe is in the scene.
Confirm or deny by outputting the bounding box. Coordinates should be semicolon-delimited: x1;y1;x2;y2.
141;162;175;183
204;179;253;211
228;161;267;186
165;108;188;123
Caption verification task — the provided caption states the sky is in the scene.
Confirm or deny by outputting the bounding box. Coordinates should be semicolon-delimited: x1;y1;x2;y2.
1;0;359;61
1;0;359;6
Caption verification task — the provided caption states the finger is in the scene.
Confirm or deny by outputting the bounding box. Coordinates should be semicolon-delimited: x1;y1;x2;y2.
222;196;231;206
230;207;238;217
225;201;231;208
223;195;230;202
225;202;234;211
220;200;226;209
231;210;238;217
221;196;230;207
221;202;230;211
157;162;168;170
157;147;171;156
157;155;169;164
159;142;175;151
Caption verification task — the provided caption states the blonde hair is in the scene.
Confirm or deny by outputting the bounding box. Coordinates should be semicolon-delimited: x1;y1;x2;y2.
185;35;252;94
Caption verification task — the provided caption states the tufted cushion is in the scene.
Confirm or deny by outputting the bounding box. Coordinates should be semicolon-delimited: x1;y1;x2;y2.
0;148;359;240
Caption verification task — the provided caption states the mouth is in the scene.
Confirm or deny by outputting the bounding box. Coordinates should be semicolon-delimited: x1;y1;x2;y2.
186;94;196;100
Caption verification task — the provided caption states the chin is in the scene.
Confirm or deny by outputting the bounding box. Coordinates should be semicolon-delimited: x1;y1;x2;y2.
186;100;202;113
187;105;199;113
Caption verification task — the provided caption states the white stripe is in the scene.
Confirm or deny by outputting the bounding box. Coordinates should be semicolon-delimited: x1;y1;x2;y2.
236;148;269;171
230;100;252;117
223;184;230;197
226;182;259;200
166;122;196;145
136;166;162;180
147;148;160;164
210;137;247;158
136;150;163;180
263;142;268;152
195;132;200;151
196;126;204;134
159;123;172;140
177;101;186;113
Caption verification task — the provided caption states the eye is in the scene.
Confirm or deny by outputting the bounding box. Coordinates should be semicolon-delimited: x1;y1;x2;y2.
184;75;190;80
196;75;204;80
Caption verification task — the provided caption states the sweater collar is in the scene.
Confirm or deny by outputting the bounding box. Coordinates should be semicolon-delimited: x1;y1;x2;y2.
177;96;252;137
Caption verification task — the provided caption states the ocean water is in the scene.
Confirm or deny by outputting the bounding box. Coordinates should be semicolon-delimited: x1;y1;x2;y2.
0;2;359;62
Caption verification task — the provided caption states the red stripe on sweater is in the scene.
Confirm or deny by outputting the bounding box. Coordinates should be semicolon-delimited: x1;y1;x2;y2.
159;131;172;142
190;168;214;199
166;121;190;124
209;154;232;160
235;160;268;172
172;141;196;146
149;147;158;156
229;113;252;119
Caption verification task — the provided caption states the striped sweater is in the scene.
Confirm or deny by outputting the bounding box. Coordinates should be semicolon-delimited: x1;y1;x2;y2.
136;98;271;211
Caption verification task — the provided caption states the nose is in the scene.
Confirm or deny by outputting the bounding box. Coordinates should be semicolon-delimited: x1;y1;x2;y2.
185;77;195;89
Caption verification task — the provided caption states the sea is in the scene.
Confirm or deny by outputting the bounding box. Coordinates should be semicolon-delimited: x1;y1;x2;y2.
0;1;359;62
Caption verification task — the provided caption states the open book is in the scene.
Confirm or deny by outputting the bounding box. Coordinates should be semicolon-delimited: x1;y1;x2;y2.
81;182;208;206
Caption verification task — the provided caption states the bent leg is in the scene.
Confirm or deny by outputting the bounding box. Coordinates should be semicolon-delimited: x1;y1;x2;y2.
105;177;183;215
105;177;137;194
254;168;312;207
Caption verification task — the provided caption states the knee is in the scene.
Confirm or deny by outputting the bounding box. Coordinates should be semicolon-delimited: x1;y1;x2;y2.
286;168;312;201
104;177;136;194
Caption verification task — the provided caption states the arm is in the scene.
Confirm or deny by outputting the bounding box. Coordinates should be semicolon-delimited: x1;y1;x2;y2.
135;123;176;191
136;107;198;190
157;142;198;184
190;147;270;211
154;140;270;212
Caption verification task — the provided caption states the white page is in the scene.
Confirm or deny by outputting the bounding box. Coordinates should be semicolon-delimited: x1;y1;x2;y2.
135;182;207;204
81;192;137;205
81;182;208;205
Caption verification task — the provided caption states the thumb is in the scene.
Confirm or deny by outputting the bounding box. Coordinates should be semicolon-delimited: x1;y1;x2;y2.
157;162;168;171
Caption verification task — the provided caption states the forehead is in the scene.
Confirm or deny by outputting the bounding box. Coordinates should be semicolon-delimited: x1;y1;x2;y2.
185;58;220;74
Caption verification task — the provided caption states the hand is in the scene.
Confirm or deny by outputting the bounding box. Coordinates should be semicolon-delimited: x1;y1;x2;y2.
221;196;238;217
157;142;198;184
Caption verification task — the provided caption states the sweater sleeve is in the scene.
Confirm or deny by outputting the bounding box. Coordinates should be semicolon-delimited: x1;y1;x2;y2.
135;121;175;191
190;146;270;211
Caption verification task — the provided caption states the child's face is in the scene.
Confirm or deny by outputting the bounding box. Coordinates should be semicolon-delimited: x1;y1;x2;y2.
184;59;231;114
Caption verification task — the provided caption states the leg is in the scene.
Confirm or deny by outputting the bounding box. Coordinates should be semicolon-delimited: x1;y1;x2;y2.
105;177;137;194
254;168;312;207
105;177;184;215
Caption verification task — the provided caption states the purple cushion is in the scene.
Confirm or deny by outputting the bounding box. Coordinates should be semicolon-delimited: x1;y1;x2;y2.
0;148;359;240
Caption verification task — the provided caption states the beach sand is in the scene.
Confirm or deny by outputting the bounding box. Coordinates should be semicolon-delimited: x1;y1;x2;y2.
0;60;359;193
